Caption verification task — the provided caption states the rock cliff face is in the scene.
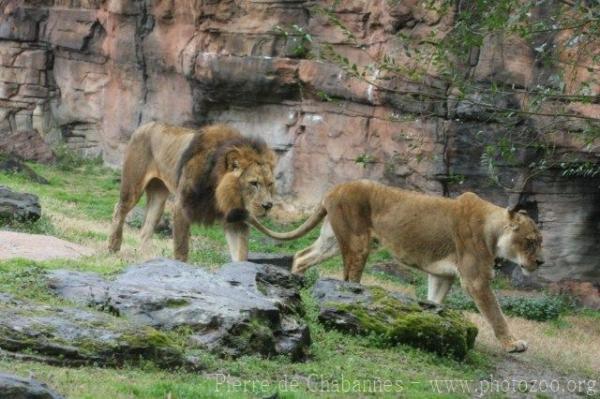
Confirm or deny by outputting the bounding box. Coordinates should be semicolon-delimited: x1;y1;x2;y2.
0;0;598;284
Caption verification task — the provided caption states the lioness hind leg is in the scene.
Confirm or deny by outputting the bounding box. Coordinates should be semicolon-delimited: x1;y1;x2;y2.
291;218;340;275
139;179;169;254
327;210;371;283
427;274;454;304
340;233;370;283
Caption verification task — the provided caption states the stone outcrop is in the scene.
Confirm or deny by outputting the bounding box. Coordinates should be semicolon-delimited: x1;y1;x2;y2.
48;258;310;360
0;1;598;285
0;185;41;222
0;130;55;163
312;278;478;360
0;293;197;370
0;372;65;399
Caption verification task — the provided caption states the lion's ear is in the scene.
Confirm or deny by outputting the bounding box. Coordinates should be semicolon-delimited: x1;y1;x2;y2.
226;148;244;171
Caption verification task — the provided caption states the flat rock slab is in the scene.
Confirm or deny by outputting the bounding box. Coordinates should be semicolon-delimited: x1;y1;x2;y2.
0;372;64;399
0;186;41;223
312;278;478;360
0;293;197;370
247;252;294;270
0;231;94;261
48;258;310;360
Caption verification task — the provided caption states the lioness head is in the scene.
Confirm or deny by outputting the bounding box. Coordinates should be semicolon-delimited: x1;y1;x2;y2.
497;209;544;275
217;141;277;223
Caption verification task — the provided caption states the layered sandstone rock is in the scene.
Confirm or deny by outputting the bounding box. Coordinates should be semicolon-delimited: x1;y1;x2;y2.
0;0;598;285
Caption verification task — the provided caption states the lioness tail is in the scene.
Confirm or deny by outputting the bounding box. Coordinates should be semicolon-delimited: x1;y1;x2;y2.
247;206;327;240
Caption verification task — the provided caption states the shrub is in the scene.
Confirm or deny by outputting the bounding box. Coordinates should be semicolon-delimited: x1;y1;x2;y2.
53;145;102;171
443;290;574;322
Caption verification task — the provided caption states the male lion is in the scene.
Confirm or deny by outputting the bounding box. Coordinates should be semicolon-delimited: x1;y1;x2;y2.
248;180;544;353
108;122;276;261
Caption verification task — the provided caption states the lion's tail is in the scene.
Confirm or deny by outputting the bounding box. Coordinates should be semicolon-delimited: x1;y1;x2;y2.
247;206;327;241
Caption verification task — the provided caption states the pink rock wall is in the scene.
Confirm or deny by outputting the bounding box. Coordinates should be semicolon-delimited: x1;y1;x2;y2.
0;0;598;284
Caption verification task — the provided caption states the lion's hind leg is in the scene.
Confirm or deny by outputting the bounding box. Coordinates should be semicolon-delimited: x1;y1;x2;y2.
108;145;151;253
291;218;340;275
139;178;169;254
108;186;144;253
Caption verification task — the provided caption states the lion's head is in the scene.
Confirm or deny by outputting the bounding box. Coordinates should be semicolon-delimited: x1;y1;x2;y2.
216;139;277;223
497;209;544;275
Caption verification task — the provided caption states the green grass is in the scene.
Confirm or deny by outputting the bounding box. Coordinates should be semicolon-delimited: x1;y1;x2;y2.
0;158;598;398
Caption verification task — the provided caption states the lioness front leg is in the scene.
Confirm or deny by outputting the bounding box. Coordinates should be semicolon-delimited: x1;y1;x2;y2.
463;278;527;353
224;223;249;262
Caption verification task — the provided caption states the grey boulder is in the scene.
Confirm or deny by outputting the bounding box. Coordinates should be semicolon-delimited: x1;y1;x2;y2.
0;185;41;222
0;372;64;399
48;258;310;360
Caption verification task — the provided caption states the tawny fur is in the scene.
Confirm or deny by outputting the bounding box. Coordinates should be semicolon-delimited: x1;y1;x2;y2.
249;180;544;353
108;122;276;262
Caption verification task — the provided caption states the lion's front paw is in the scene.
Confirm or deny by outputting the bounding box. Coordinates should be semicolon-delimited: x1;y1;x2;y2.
504;339;528;353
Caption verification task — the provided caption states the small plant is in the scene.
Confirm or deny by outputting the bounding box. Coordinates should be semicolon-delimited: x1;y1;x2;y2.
560;161;600;178
316;90;333;102
355;153;377;168
444;172;466;185
303;267;320;288
273;24;312;58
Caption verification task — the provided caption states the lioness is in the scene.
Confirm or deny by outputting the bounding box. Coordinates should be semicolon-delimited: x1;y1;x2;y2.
249;180;544;352
108;122;276;261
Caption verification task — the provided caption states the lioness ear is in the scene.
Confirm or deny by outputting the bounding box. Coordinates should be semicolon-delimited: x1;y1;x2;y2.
507;207;516;218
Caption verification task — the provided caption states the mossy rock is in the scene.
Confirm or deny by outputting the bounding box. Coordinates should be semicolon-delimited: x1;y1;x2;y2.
313;279;477;360
0;293;198;370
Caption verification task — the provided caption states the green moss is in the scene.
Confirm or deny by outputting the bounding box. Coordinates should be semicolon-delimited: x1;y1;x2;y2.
223;315;276;358
163;298;189;308
121;327;179;350
328;287;478;360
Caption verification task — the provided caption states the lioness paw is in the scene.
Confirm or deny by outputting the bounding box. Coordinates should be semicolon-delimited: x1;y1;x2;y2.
505;339;528;353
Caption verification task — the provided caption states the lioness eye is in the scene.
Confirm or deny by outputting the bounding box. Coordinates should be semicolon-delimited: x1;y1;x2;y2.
250;181;259;187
